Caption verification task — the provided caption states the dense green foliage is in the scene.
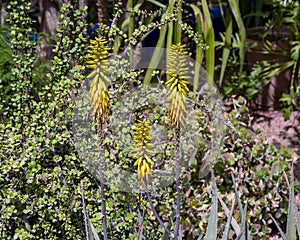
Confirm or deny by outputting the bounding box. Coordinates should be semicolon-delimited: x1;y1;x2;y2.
218;0;300;115
0;25;13;119
0;0;299;239
0;1;100;239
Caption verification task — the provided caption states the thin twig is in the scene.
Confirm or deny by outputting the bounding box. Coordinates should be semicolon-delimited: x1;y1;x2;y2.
175;0;182;16
145;185;174;238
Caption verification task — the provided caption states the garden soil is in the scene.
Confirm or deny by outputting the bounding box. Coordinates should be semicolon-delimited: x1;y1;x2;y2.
251;110;300;206
251;111;300;239
251;111;300;172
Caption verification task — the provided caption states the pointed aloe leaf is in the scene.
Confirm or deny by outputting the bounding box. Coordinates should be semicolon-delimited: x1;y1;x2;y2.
221;198;235;240
146;0;167;9
84;212;92;240
231;175;243;221
219;196;240;235
219;8;233;87
246;223;251;240
206;170;218;240
87;219;101;240
241;203;248;240
217;0;226;24
270;215;286;240
286;167;296;240
197;233;205;240
227;0;245;75
143;25;167;85
201;0;215;83
82;181;93;240
236;203;248;240
143;0;173;85
83;202;101;240
295;206;300;238
232;174;245;240
162;213;174;240
190;4;204;92
82;188;101;240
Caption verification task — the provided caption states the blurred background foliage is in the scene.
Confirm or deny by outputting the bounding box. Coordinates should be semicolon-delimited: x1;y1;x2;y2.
0;0;299;239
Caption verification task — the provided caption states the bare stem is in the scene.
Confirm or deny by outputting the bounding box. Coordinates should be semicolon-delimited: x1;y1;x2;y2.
97;123;108;240
174;167;181;238
80;180;89;238
145;186;174;238
98;176;108;240
174;128;181;238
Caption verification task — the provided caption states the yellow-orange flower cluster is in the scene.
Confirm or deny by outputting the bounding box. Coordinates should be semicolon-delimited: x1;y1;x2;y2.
166;44;189;128
132;120;154;182
87;37;110;121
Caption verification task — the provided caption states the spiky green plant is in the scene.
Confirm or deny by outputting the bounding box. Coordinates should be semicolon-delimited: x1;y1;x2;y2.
87;37;110;121
270;168;300;240
166;43;190;128
132;120;154;182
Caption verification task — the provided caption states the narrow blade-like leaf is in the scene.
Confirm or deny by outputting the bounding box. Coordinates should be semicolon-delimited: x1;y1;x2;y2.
143;26;167;84
190;4;204;92
287;167;296;240
232;174;245;240
270;215;286;240
227;0;246;76
219;8;233;86
206;170;218;240
201;0;215;83
219;196;240;234
222;198;235;240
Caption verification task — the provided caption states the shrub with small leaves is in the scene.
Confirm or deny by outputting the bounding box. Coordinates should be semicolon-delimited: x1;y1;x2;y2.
0;1;104;239
0;1;296;239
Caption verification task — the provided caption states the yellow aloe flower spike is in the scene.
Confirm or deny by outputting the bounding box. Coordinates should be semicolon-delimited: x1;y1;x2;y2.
132;120;154;183
166;44;189;128
87;37;110;121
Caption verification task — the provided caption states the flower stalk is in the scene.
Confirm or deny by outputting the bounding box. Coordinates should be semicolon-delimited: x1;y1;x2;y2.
86;37;110;240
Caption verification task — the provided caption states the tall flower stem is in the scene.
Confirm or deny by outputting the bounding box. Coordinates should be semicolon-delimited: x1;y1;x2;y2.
87;37;111;239
98;124;108;240
174;128;181;238
145;185;174;238
165;43;189;238
99;169;108;239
